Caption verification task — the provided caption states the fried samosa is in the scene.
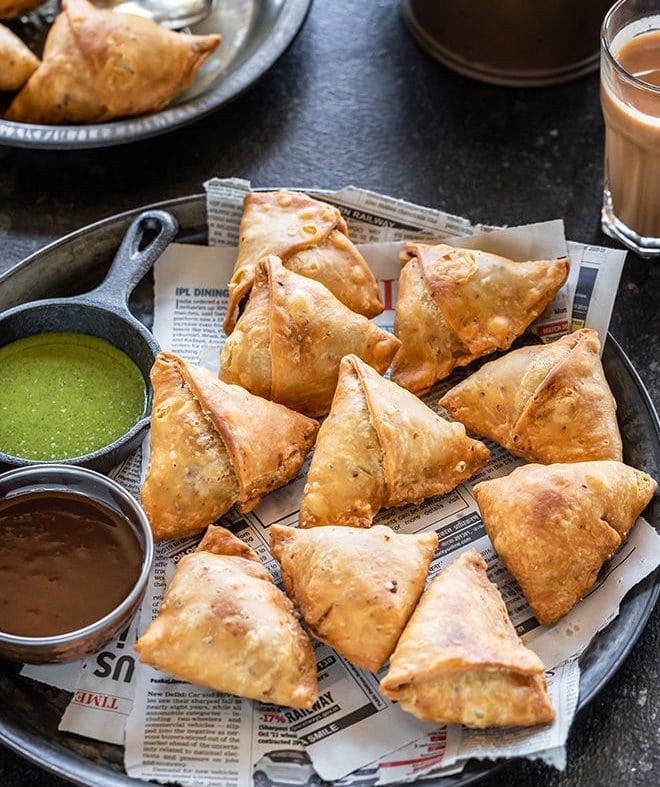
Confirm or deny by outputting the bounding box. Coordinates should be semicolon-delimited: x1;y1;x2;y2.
391;242;569;394
135;525;318;709
439;329;623;463
0;0;42;19
299;354;490;528
270;524;438;672
220;256;400;417
141;352;318;542
380;549;555;727
0;24;39;91
6;0;221;124
474;461;656;626
224;190;383;334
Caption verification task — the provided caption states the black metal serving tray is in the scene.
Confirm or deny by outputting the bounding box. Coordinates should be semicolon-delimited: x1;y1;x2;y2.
0;194;657;787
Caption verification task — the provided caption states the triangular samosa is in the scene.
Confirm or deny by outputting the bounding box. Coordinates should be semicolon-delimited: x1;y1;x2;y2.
270;524;438;672
391;242;569;394
380;549;555;728
220;256;400;417
439;329;623;463
224;190;383;333
141;352;318;541
0;24;39;91
299;354;490;528
474;461;657;626
6;0;221;123
135;525;318;709
0;0;42;19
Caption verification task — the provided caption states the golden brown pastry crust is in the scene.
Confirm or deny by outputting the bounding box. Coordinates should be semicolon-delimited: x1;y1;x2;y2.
270;524;438;672
391;242;569;395
220;256;400;417
224;190;383;333
0;24;39;91
197;523;260;561
380;549;555;727
299;354;490;528
6;0;220;123
141;352;318;541
0;0;42;20
135;525;318;709
439;329;623;463
141;353;237;542
474;461;657;626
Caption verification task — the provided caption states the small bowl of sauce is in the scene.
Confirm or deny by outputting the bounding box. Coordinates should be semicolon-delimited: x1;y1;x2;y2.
0;332;148;462
0;464;154;664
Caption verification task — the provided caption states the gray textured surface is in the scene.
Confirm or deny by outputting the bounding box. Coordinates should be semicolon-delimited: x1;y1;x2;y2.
0;0;658;785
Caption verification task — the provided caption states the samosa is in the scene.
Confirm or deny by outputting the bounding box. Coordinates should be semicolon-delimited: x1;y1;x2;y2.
6;0;220;123
270;524;438;672
0;24;39;91
474;461;656;625
220;256;400;417
0;0;43;19
391;242;569;394
380;549;555;728
224;189;383;333
135;525;318;709
299;354;490;528
439;329;623;464
141;352;318;541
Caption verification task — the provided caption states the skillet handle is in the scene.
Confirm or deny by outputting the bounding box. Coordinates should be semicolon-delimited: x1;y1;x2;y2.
84;210;179;309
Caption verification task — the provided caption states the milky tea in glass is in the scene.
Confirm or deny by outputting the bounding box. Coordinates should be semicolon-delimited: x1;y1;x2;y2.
601;0;660;256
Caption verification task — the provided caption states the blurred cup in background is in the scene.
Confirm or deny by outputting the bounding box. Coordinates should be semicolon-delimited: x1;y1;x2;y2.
401;0;612;87
601;0;660;257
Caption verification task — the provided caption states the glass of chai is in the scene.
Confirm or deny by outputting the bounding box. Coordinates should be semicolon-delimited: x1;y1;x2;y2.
601;0;660;257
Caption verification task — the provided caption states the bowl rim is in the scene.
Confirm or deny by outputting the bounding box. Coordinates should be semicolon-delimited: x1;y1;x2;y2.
0;464;154;649
0;305;158;470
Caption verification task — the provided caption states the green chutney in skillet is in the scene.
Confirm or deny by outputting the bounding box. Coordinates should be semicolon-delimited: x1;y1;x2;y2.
0;332;147;460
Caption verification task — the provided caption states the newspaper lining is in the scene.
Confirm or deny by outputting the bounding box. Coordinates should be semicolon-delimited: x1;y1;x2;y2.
20;179;659;787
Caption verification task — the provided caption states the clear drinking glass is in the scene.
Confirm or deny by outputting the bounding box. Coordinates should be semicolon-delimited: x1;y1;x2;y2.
601;0;660;257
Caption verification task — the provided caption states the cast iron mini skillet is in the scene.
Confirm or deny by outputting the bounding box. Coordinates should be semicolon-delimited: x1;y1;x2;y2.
0;209;178;473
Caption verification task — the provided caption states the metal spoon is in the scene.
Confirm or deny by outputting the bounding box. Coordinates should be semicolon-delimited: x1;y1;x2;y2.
93;0;216;30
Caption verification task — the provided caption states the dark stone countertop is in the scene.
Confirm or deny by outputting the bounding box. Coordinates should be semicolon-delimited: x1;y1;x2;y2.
0;1;658;786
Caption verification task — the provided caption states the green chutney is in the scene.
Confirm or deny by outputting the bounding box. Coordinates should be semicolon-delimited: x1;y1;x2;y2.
0;332;147;460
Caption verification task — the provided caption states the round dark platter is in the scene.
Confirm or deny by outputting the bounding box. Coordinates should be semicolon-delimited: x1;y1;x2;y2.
0;0;311;149
0;195;657;787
